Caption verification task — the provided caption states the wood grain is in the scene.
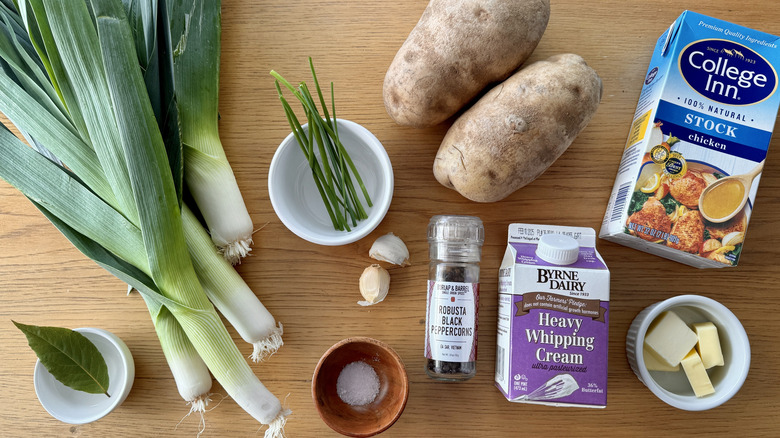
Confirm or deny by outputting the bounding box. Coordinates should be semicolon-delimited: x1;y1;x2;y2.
2;0;780;436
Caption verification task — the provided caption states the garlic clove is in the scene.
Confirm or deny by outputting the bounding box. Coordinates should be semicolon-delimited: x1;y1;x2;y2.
369;232;410;266
721;231;745;247
358;264;390;306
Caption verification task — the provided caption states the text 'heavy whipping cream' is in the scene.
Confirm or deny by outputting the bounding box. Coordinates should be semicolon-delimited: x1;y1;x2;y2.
495;224;609;408
600;11;780;268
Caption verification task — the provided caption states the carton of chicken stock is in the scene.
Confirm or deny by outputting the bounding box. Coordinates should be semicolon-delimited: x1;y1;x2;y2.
600;11;780;268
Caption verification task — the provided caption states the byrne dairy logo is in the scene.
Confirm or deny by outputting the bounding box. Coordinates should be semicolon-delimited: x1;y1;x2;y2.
679;39;777;105
536;268;585;292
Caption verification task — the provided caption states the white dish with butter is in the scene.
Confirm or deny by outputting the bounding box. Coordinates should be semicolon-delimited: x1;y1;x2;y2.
626;295;750;411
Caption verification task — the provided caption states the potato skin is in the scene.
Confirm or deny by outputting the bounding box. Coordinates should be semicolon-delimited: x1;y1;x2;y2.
433;54;602;202
383;0;550;128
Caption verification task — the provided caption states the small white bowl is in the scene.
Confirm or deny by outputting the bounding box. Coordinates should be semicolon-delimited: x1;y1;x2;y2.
268;119;393;246
34;327;135;424
626;295;750;411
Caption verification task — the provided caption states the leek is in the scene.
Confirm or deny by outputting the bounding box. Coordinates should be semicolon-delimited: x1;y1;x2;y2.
182;204;283;362
0;1;288;434
3;0;285;359
146;299;214;416
119;0;283;362
166;0;254;264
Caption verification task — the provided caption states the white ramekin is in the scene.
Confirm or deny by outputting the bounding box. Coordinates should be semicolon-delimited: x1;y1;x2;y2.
34;327;135;424
626;295;750;411
268;119;394;246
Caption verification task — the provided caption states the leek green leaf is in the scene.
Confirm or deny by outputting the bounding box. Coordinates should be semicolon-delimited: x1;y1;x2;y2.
92;0;208;309
42;0;139;224
33;198;195;322
0;127;148;271
19;0;90;140
122;0;182;205
0;71;114;203
13;321;110;396
0;7;69;122
154;0;183;206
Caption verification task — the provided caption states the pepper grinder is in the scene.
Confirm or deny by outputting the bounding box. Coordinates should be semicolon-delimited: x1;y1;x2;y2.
425;215;484;381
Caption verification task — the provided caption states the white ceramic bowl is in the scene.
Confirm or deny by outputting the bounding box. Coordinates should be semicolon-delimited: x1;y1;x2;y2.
626;295;750;411
268;119;393;246
34;327;135;424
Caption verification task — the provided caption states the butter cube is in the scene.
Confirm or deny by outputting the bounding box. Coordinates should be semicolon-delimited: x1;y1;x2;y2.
643;346;680;371
680;348;715;397
693;322;724;369
644;311;698;367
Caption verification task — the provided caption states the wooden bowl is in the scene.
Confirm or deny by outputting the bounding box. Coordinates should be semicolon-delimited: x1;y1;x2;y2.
312;337;409;437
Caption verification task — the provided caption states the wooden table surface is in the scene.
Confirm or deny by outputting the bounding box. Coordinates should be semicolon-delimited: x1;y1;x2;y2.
2;0;780;436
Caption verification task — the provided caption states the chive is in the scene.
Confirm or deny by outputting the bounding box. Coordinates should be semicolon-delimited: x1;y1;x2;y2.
271;61;371;231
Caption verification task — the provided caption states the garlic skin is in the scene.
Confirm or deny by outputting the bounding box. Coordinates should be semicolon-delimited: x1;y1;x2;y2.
358;264;390;306
369;233;411;266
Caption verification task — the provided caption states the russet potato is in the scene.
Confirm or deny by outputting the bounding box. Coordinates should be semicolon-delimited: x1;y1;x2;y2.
383;0;550;128
433;54;602;202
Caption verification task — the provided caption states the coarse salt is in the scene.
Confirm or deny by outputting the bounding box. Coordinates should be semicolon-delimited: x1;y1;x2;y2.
336;361;380;406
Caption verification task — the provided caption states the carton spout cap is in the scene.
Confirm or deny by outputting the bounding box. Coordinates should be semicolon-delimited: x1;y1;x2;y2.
536;234;579;265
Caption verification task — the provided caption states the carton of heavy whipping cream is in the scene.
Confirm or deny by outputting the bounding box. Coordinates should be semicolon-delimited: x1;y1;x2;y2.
600;11;779;268
495;224;609;408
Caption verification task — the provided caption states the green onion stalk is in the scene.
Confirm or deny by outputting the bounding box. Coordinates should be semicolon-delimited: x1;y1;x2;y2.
0;1;288;434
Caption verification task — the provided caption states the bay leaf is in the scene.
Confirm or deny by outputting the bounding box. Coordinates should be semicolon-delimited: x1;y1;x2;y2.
13;321;110;396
